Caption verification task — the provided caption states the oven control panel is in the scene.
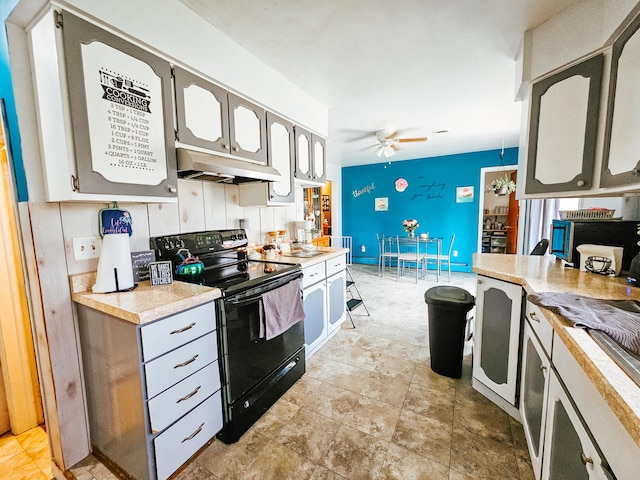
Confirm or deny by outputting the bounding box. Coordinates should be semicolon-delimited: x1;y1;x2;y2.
150;229;248;258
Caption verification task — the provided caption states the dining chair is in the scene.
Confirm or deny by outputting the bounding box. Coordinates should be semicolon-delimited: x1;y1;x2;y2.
424;234;455;281
377;234;398;276
396;236;423;283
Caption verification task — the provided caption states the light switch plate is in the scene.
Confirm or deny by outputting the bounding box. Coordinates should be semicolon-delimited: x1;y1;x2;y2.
73;236;102;260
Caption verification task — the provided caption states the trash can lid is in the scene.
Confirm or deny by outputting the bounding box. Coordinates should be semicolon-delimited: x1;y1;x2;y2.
424;286;475;307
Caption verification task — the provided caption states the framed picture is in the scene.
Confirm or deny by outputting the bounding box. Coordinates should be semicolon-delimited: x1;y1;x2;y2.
322;194;330;211
375;197;388;211
456;186;474;203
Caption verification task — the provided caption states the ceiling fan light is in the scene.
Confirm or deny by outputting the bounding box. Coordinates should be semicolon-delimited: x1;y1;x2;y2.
375;145;384;157
384;145;395;157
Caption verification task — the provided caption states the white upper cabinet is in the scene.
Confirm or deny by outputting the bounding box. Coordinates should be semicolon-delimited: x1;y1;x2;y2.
600;12;640;188
174;67;267;165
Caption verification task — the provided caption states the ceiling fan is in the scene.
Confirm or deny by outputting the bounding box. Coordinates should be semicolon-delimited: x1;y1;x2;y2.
372;130;428;158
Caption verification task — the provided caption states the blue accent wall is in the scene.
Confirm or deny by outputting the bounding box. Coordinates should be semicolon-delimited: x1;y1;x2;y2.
1;0;29;201
342;147;518;270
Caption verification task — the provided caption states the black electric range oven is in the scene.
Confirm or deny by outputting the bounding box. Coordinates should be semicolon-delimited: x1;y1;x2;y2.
150;229;305;443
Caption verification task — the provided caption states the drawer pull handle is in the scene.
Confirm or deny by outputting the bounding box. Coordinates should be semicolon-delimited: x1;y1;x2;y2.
181;422;204;443
174;354;199;369
539;364;547;372
170;322;196;335
580;452;594;466
529;312;540;323
176;385;202;403
309;273;318;277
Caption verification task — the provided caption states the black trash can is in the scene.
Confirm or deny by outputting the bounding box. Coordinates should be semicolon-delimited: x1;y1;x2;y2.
424;286;475;378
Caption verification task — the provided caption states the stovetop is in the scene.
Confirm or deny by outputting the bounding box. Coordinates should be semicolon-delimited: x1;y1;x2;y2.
149;229;301;294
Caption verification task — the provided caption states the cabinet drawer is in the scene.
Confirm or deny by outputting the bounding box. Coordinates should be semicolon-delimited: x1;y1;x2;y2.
145;332;218;399
525;301;553;356
302;262;325;289
154;391;222;480
140;303;215;362
147;361;220;434
325;255;346;277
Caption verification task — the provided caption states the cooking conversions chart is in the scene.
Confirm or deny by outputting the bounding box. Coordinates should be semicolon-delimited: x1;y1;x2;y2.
81;41;168;186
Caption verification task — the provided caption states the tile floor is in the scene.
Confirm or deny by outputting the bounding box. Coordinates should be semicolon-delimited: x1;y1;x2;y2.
0;425;52;480
69;263;534;480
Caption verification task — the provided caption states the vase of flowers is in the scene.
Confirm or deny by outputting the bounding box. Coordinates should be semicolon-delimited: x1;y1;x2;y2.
403;219;419;236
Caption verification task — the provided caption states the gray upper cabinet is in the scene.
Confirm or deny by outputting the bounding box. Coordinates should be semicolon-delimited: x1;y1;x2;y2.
174;67;267;165
174;66;230;155
238;112;295;205
294;126;326;184
600;12;640;188
525;54;603;195
60;11;177;199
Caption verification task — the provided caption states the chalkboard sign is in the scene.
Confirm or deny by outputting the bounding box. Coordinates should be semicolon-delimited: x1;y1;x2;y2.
131;250;155;282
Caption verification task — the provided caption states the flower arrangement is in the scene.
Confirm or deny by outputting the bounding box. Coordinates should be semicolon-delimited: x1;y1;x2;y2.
402;219;419;234
488;174;516;196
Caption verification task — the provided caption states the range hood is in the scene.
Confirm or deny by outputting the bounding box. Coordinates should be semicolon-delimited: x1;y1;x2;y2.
176;148;281;183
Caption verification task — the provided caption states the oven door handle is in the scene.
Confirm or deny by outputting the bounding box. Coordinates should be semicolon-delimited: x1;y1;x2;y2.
225;272;302;305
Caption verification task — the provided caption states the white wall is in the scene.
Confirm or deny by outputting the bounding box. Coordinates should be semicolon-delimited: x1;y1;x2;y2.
528;0;640;80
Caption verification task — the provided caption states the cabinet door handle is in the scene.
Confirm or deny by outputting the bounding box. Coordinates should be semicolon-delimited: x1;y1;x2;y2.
173;354;199;369
167;185;177;194
309;272;318;277
477;279;483;285
176;385;202;403
181;422;204;443
170;322;196;335
580;452;594;466
529;312;540;323
576;179;586;187
539;364;547;372
221;143;229;150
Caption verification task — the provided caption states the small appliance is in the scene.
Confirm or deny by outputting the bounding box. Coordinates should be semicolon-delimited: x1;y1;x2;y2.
550;219;639;273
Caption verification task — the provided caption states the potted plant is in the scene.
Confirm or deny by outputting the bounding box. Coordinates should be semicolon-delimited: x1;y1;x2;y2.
489;174;516;196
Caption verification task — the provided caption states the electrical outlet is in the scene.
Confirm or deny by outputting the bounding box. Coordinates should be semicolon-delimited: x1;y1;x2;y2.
453;250;459;257
73;236;102;260
361;245;366;253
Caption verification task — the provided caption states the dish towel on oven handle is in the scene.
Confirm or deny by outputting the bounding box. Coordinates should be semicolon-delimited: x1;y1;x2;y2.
527;292;640;356
259;278;305;340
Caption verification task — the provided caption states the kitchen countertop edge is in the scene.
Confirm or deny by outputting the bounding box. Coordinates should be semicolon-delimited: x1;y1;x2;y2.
69;271;221;324
473;253;640;449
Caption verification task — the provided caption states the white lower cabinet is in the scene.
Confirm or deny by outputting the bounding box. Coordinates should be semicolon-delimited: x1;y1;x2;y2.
302;254;347;357
76;302;222;480
520;320;551;480
472;275;523;415
541;370;612;480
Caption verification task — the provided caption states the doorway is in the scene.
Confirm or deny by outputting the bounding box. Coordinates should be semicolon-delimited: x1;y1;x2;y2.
478;167;519;254
304;181;332;247
0;99;43;435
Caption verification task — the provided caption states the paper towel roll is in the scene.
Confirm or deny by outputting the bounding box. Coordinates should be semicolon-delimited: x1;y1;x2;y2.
92;233;135;293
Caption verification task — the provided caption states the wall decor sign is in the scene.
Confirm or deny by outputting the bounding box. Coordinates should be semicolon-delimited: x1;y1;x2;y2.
456;186;474;203
375;197;388;211
352;182;375;198
394;178;408;192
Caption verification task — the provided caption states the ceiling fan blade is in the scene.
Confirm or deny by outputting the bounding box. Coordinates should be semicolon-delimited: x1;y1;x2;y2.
397;137;428;143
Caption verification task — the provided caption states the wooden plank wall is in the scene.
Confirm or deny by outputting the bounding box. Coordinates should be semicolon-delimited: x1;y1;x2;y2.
21;179;307;473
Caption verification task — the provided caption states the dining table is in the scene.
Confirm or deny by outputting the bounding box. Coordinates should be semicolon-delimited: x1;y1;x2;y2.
379;235;443;281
